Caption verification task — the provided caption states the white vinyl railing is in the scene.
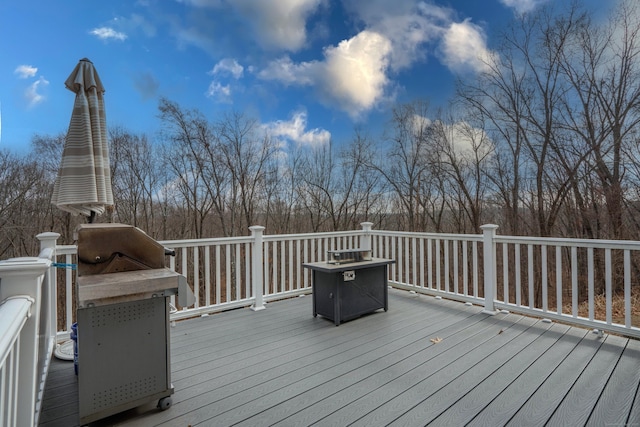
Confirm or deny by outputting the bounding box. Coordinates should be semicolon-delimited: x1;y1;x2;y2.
369;228;486;306
49;223;640;339
492;232;640;337
3;223;640;424
0;232;59;427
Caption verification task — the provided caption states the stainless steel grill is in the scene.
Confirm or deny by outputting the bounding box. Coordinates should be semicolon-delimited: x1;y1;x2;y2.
75;223;193;424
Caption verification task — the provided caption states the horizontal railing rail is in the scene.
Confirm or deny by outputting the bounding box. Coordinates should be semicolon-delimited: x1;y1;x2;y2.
49;224;640;339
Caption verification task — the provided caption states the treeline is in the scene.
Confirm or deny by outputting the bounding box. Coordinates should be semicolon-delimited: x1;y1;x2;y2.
3;2;640;258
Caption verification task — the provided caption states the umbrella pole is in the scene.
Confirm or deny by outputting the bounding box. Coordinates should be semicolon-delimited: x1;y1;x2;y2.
88;211;96;224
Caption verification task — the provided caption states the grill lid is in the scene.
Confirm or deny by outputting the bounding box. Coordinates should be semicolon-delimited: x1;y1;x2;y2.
76;223;166;276
75;223;195;308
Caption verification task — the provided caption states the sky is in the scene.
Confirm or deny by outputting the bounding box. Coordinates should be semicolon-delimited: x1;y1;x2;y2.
0;0;609;155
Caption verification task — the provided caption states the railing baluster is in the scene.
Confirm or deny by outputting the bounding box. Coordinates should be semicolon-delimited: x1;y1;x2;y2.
542;244;547;312
288;240;300;290
418;238;425;288
436;239;441;291
605;248;612;325
193;246;199;308
235;243;241;299
215;245;221;305
503;243;508;303
398;237;404;284
427;238;433;289
463;240;469;297
226;244;231;302
205;246;211;306
572;246;578;318
473;241;478;298
181;247;188;308
245;242;251;298
391;236;397;281
556;246;562;315
453;240;459;295
279;240;284;292
444;239;450;293
303;239;309;288
528;244;534;309
169;252;176;309
405;236;410;285
625;249;631;328
588;247;594;321
515;244;521;307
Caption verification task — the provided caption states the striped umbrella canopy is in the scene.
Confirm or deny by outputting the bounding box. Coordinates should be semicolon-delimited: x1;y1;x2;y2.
51;58;113;221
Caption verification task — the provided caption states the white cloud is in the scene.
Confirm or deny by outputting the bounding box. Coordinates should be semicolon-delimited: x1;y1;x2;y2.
258;56;316;86
206;81;231;99
437;119;493;163
344;1;452;72
259;30;392;118
440;19;495;74
231;0;323;51
263;110;330;147
344;1;499;76
14;65;38;79
210;58;244;79
318;31;392;117
499;0;549;15
177;0;322;51
89;27;128;41
411;114;432;136
25;76;49;108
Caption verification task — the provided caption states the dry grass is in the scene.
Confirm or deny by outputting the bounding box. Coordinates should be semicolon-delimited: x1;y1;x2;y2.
563;291;640;327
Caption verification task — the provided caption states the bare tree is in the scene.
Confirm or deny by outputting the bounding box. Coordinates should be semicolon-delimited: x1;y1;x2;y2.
0;149;50;257
158;98;215;238
459;4;584;237
372;100;441;232
430;109;493;233
215;111;278;235
109;127;162;235
557;2;640;240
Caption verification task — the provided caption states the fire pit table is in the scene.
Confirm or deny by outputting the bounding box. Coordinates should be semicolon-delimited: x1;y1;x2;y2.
303;253;394;326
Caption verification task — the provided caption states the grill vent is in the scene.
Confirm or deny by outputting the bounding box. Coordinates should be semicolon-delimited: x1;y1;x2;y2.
89;299;157;328
91;376;158;411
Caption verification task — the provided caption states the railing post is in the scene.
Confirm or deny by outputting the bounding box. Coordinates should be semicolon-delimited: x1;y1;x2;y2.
250;226;266;311
481;224;499;315
37;232;60;344
360;222;373;252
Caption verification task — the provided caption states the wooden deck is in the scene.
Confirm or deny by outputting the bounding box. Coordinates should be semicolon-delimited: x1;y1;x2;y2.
39;288;640;426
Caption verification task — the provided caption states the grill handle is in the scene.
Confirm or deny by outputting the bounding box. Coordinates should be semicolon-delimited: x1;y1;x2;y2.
164;247;176;257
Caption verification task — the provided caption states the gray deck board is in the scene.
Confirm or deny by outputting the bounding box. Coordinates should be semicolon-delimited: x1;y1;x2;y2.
466;325;587;426
38;288;640;427
429;322;571;426
585;337;640;426
506;329;604;426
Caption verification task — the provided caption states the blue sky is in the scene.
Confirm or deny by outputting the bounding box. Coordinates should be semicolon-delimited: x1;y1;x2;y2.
0;0;608;155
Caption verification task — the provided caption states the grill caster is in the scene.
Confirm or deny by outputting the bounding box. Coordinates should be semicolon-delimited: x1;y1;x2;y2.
158;396;172;411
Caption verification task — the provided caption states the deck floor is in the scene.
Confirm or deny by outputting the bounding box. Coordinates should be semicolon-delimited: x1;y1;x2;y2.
39;288;640;426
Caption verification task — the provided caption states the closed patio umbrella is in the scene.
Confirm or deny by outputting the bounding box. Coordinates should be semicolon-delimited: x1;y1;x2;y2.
51;58;113;222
